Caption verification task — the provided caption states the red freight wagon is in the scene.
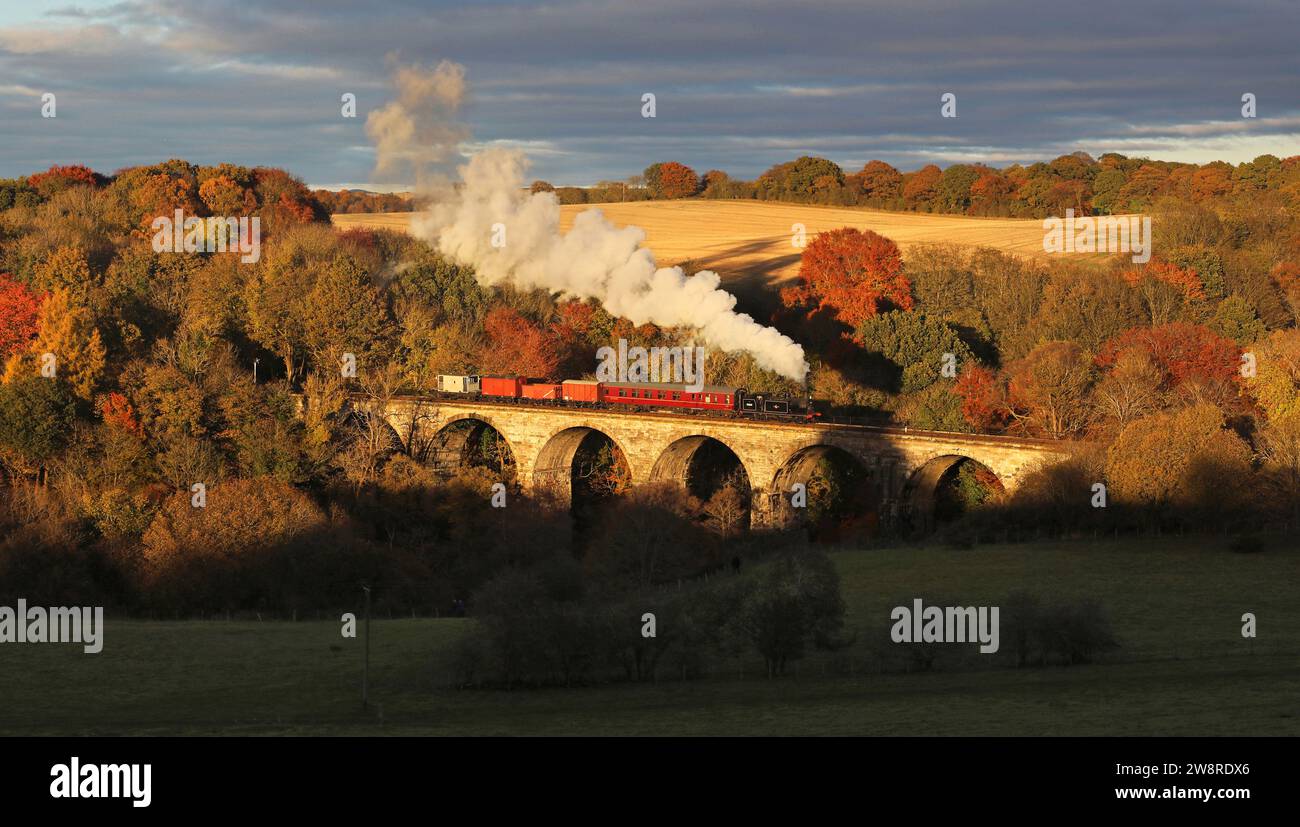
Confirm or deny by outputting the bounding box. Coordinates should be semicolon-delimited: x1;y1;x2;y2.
522;382;562;401
561;379;601;403
481;376;524;398
599;382;738;412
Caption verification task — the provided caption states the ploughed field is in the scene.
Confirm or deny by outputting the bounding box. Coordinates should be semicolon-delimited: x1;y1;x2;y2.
3;536;1297;736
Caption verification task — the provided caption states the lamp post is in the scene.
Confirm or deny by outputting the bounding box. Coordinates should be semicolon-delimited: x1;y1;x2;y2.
253;358;259;385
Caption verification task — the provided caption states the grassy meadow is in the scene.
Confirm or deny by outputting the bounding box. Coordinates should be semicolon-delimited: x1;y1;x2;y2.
2;535;1297;736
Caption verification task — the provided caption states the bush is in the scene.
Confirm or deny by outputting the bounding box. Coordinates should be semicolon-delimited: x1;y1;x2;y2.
1228;535;1265;554
736;549;849;677
1002;592;1120;667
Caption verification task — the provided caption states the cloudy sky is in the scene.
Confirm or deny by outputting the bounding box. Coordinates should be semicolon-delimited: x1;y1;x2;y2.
1;0;1297;188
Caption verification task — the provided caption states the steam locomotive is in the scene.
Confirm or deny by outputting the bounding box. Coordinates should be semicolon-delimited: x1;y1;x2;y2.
435;374;820;421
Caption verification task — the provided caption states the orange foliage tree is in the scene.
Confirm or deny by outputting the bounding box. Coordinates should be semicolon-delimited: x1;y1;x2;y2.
781;227;913;330
27;164;102;198
1097;322;1238;391
198;175;256;216
850;160;903;203
902;164;942;210
953;363;1005;431
1121;259;1206;302
655;162;700;199
99;392;144;438
0;273;42;358
478;306;561;378
132;172;201;235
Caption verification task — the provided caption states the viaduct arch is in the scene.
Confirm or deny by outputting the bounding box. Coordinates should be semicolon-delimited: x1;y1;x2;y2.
319;395;1070;530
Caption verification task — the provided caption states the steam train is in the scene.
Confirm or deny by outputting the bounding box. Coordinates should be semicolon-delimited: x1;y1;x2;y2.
435;374;820;421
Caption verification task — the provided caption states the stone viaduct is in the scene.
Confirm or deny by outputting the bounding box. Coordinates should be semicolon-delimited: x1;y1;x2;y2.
327;394;1072;531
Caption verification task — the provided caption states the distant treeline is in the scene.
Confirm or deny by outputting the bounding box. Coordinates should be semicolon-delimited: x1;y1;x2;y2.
531;152;1300;218
312;189;416;214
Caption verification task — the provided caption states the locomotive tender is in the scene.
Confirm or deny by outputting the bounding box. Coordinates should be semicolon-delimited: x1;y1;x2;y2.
435;374;819;421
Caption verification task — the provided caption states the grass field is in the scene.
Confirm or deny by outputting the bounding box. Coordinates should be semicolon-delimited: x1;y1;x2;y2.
3;536;1297;736
331;200;1090;313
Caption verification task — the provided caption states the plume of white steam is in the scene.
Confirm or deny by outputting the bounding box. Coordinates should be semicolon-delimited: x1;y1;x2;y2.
373;63;809;381
366;60;469;189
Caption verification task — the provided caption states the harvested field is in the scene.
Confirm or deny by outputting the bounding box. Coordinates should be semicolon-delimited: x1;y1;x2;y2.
332;200;1100;312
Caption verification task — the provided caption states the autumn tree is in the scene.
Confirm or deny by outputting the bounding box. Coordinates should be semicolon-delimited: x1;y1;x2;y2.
94;390;141;438
1105;403;1252;514
782;228;913;331
252;167;322;236
1121;259;1206;326
1256;410;1300;523
1097;322;1239;404
303;257;394;375
701;471;750;536
129;169;202;234
1211;295;1266;345
401;316;484;389
700;169;729;195
477;306;561;378
0;274;41;358
33;245;94;295
968;249;1050;360
1115;164;1171;211
1242;328;1300;422
1271;262;1300;324
1006;341;1095;438
11;287;107;402
850;160;903;205
198;175;256;216
26;165;102;198
243;225;345;381
1191;162;1234;201
652;162;700;199
1031;267;1145;353
901;164;942;211
391;250;486;325
1090;347;1164;429
968;171;1016;215
141;476;330;600
953;363;1005;431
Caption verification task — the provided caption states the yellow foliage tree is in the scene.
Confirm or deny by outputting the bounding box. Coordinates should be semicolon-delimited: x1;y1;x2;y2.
24;287;106;401
1243;328;1300;422
33;244;93;295
1105;403;1252;508
142;476;327;567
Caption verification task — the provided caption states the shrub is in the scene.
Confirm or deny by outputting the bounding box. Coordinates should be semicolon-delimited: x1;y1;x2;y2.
1228;535;1265;554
